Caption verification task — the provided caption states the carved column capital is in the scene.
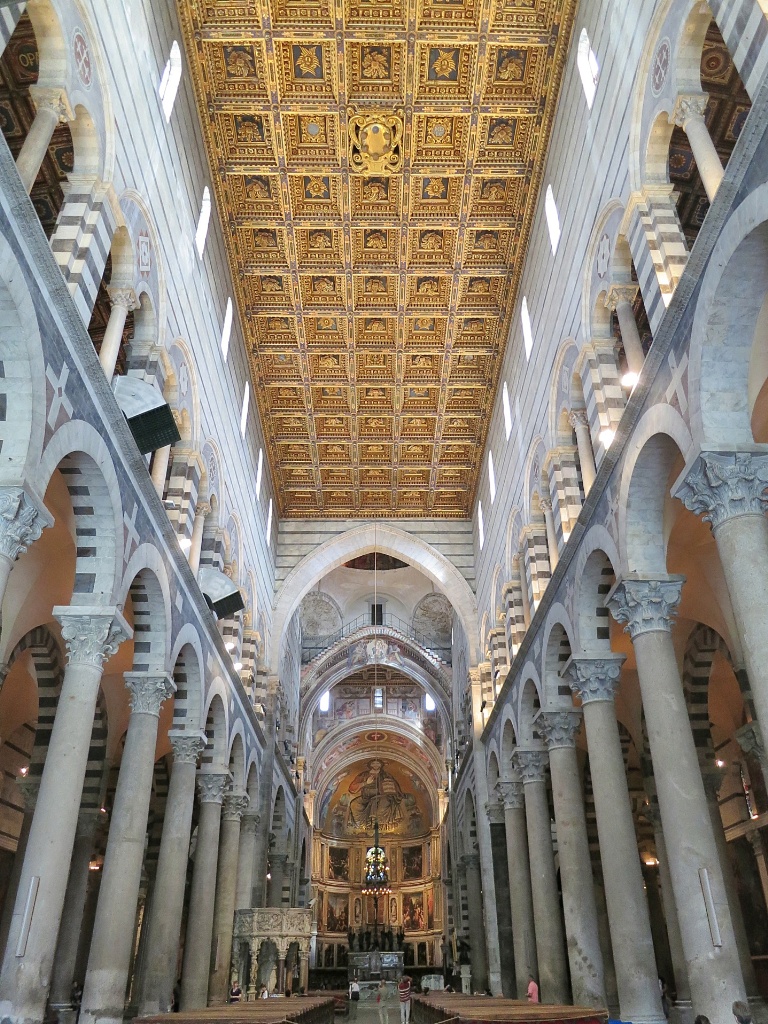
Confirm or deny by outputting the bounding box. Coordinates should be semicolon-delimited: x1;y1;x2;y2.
607;575;684;639
195;500;211;519
604;283;639;312
735;721;768;772
106;285;138;313
540;497;553;513
75;807;102;839
700;761;725;801
223;791;250;822
169;729;207;765
28;84;73;122
485;800;505;825
568;408;589;430
497;779;524;810
673;451;768;531
197;771;229;804
567;655;625;704
538;709;582;750
16;775;41;812
511;747;549;784
460;852;480;870
124;672;175;717
53;606;132;669
0;487;52;563
671;92;709;129
747;830;766;859
240;812;261;835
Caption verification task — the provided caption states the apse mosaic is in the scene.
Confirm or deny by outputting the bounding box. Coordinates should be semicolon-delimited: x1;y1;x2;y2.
319;758;432;838
178;0;577;516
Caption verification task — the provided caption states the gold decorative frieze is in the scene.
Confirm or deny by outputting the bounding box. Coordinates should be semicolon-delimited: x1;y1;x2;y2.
178;0;577;516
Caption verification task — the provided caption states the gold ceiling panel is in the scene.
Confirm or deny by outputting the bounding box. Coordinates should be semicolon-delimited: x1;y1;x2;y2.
178;0;576;517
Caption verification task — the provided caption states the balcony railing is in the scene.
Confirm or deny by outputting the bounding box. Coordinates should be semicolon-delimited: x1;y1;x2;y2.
301;613;452;665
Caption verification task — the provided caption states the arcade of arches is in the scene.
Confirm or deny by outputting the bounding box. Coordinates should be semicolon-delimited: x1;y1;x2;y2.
3;2;768;1024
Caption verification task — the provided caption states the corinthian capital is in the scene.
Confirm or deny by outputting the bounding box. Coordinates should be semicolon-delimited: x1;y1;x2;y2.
537;709;582;750
671;92;708;129
485;800;505;825
497;779;524;810
673;451;768;531
0;486;52;563
107;285;138;312
197;771;229;805
241;811;261;835
511;748;548;784
607;576;684;639
169;728;207;765
125;672;175;717
568;408;589;430
604;283;639;312
223;791;250;822
735;721;768;772
53;605;132;668
29;84;74;122
566;655;625;704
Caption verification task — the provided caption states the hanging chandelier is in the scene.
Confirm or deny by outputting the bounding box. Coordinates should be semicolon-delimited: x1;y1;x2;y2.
361;819;391;896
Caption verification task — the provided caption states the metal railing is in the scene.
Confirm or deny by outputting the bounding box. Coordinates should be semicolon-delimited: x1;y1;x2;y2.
301;613;452;665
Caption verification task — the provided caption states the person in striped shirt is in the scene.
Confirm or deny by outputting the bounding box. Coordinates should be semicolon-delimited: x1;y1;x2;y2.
398;976;412;1024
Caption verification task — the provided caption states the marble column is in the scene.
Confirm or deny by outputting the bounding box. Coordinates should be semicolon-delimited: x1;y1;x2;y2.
671;94;723;202
747;832;768;909
0;486;50;613
540;499;560;570
674;452;768;762
538;710;606;1009
608;576;746;1022
180;772;228;1010
0;608;130;1024
235;812;261;910
48;808;100;1021
0;778;39;961
80;673;175;1024
498;778;538;999
150;445;172;499
567;657;666;1024
605;284;645;377
461;853;488;993
188;502;210;576
208;791;249;1005
568;410;597;495
136;730;206;1016
735;722;768;789
17;86;72;193
512;748;569;1004
98;287;138;380
268;853;288;907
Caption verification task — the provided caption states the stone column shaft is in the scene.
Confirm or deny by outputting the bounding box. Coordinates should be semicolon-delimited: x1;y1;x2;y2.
137;731;206;1016
268;853;288;907
605;285;645;377
499;782;538;999
540;500;560;570
235;813;260;910
17;88;71;193
208;793;249;1005
0;780;38;962
539;712;606;1008
80;673;175;1024
461;854;488;993
48;811;99;1013
569;411;597;495
609;577;746;1023
98;289;136;380
188;503;209;576
672;95;723;202
747;832;768;910
150;445;172;499
180;773;228;1010
0;607;129;1024
568;658;665;1024
512;749;569;1004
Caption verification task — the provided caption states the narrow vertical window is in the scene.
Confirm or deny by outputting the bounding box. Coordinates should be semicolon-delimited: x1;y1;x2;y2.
425;693;435;712
545;185;561;254
374;687;384;710
502;382;512;439
195;186;212;259
220;297;233;359
577;29;599;109
159;41;182;121
240;381;250;438
521;296;533;361
255;448;264;500
488;450;496;504
478;501;485;550
320;691;330;713
266;498;273;547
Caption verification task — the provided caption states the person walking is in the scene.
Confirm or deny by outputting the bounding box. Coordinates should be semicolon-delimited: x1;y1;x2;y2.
398;975;412;1024
378;979;389;1024
349;978;360;1019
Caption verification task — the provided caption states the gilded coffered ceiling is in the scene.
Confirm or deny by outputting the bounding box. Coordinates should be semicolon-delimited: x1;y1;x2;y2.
177;0;576;518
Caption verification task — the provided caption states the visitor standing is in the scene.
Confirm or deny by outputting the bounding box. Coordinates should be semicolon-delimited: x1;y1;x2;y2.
349;979;360;1019
527;975;539;1003
378;979;389;1024
229;981;242;1003
399;975;412;1024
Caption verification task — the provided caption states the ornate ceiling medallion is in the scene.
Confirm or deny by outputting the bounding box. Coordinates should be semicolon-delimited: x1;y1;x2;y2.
348;108;404;174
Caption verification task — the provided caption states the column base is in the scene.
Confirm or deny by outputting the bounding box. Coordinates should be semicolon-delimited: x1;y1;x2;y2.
669;999;693;1024
748;996;768;1024
50;1003;78;1024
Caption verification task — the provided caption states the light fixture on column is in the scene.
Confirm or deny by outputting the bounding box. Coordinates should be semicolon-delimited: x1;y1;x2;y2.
362;818;391;950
